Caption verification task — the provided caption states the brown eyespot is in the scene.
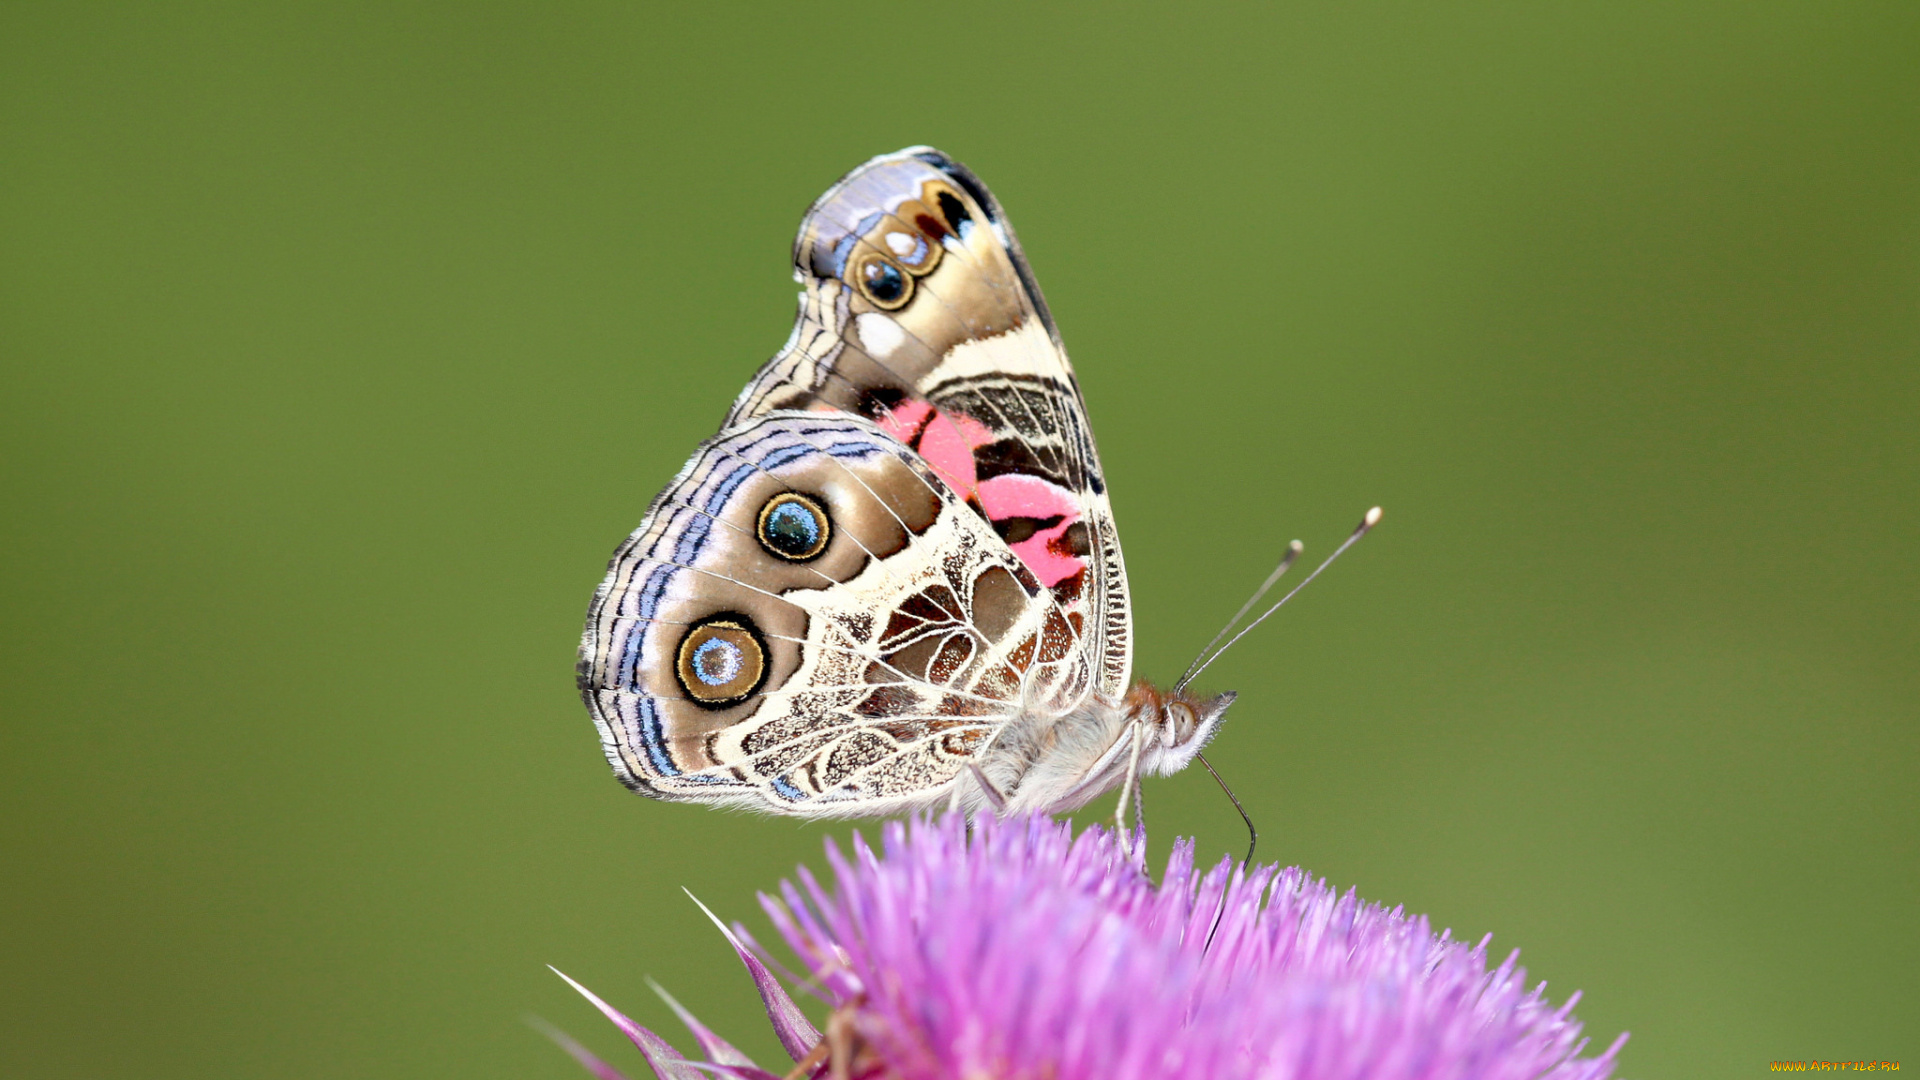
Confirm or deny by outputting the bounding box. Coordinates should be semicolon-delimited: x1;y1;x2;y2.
675;616;767;707
851;252;912;309
756;492;831;561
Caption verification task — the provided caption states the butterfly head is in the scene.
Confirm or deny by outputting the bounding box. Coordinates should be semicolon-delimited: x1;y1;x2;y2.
1121;682;1236;776
1161;689;1237;750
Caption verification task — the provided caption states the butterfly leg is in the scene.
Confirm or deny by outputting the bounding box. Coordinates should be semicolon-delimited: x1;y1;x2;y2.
1112;720;1149;865
966;763;1010;816
1132;772;1147;842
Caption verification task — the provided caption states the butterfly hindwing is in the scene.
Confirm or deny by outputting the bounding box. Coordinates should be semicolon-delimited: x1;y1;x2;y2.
579;412;1094;815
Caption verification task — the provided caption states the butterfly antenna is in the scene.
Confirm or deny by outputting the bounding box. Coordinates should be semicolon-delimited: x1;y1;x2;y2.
1175;539;1305;690
1175;506;1382;695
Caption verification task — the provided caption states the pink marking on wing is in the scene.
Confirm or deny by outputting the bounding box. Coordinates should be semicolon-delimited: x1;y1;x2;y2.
875;399;933;443
1010;522;1083;588
977;474;1086;588
877;399;993;501
917;411;993;500
875;400;1087;587
976;472;1076;520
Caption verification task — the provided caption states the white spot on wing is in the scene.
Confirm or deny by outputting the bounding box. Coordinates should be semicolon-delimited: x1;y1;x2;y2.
856;313;907;359
885;231;917;256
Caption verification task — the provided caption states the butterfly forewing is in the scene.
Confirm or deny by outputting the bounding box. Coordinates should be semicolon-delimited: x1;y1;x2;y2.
730;148;1131;701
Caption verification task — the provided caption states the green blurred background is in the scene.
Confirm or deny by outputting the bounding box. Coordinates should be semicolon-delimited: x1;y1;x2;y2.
3;3;1914;1076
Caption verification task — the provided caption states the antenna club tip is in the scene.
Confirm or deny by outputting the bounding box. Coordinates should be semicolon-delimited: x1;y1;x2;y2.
1288;539;1305;552
1363;506;1384;528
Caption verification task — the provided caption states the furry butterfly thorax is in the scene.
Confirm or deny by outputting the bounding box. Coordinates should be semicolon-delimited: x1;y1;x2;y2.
579;147;1235;818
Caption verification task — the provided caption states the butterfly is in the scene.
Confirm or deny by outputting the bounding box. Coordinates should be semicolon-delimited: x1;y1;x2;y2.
579;147;1357;820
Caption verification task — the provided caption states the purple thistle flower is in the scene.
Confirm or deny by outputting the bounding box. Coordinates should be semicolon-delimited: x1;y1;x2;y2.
549;814;1626;1080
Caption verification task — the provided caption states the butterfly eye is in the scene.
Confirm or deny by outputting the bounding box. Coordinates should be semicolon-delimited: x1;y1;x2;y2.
675;616;767;706
756;492;832;561
1165;702;1199;746
852;253;913;310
